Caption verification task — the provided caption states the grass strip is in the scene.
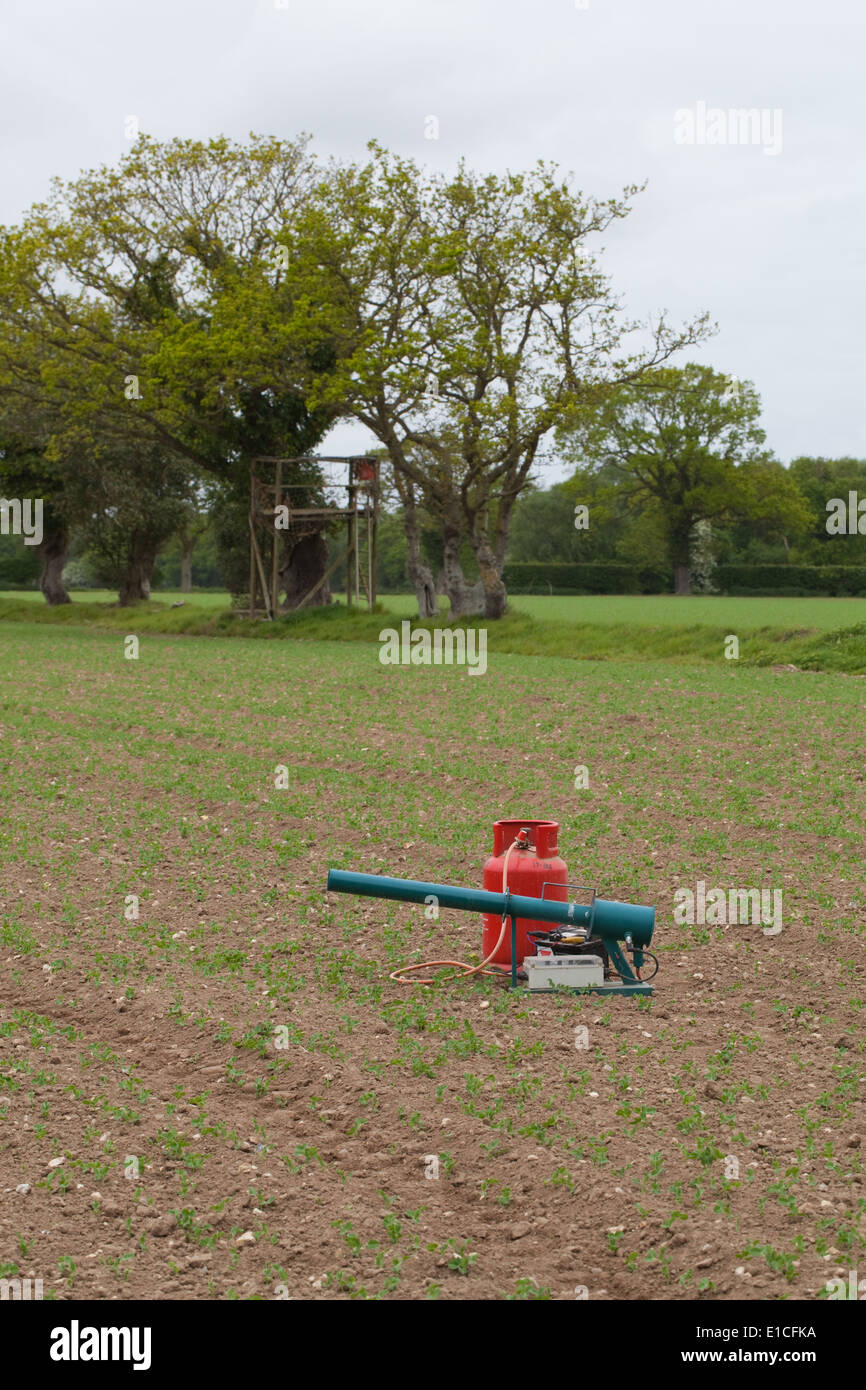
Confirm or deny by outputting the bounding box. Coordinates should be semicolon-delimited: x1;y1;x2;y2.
2;596;865;672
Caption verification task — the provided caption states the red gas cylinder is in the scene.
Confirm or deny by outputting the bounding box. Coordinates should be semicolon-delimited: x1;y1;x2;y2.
482;819;569;966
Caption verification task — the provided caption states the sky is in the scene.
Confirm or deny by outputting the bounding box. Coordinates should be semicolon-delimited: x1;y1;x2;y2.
1;0;863;482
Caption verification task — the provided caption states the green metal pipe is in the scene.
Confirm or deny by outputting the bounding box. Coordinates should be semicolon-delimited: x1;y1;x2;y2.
326;869;655;946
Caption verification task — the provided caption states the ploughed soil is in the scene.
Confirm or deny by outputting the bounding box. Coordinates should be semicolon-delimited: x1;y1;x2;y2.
0;627;864;1301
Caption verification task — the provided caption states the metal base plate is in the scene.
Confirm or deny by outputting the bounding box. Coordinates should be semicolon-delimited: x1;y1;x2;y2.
523;983;654;996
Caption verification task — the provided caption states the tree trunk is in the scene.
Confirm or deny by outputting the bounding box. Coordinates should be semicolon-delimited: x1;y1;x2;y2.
38;521;71;606
180;542;193;593
280;531;332;609
674;563;691;595
469;528;508;619
118;536;157;606
401;495;436;619
441;523;484;618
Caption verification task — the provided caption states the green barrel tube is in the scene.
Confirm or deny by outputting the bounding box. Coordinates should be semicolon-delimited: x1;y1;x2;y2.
591;896;655;945
326;869;654;946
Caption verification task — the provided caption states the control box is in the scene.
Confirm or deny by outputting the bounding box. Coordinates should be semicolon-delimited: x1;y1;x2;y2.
524;952;605;991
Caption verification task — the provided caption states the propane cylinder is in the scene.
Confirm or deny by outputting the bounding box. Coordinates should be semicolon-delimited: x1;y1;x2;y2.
482;819;569;966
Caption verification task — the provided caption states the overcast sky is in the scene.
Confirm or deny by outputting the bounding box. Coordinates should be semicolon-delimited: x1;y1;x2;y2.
1;0;863;480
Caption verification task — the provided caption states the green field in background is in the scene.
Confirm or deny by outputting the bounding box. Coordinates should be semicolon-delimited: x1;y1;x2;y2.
0;588;233;609
496;593;866;630
381;592;866;630
5;588;866;632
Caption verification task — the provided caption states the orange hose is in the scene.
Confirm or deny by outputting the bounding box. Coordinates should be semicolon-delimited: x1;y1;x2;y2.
389;837;521;986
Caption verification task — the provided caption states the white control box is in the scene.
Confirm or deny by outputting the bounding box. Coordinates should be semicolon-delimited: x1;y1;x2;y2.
524;953;604;991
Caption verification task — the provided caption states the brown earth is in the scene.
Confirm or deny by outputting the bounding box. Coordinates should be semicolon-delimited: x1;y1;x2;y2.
0;632;864;1301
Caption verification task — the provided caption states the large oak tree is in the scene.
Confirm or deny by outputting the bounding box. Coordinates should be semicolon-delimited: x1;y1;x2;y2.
282;144;711;617
559;363;812;593
0;133;334;605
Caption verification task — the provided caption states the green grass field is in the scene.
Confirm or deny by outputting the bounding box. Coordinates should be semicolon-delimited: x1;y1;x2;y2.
6;587;866;632
3;588;866;672
1;621;864;1300
388;592;866;631
0;588;234;609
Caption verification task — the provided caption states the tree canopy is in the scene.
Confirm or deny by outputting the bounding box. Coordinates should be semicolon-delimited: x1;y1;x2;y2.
280;144;711;615
558;363;812;593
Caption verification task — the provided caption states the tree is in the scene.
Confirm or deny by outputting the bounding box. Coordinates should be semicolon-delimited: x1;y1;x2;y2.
1;357;198;605
0;397;74;604
788;457;866;565
0;133;336;606
76;440;194;603
560;364;811;594
174;495;211;593
284;145;710;617
508;466;635;566
155;514;222;589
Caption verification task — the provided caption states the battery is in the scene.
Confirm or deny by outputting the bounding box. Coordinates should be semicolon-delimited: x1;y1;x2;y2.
523;953;605;991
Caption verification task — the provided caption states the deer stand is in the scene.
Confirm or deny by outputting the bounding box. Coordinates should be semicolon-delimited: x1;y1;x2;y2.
247;456;380;619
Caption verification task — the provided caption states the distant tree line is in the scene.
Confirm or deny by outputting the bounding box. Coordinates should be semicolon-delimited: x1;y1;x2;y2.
338;449;864;597
3;447;860;598
502;451;865;594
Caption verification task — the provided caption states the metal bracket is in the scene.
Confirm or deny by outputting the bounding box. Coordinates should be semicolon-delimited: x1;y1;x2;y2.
501;890;519;989
540;880;595;901
540;881;597;934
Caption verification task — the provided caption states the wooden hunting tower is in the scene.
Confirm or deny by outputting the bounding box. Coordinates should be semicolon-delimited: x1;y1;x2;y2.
247;454;380;618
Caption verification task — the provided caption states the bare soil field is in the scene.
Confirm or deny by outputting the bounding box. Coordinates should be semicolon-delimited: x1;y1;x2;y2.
1;623;864;1300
